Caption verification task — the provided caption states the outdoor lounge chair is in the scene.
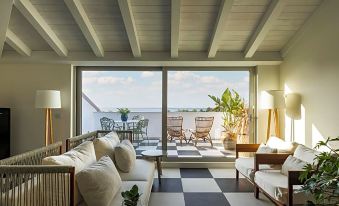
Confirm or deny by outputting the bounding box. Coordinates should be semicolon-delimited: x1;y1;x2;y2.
167;116;187;145
189;117;214;147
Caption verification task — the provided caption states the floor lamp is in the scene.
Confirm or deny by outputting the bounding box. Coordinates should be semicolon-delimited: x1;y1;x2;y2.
285;93;301;142
261;90;285;141
35;90;61;146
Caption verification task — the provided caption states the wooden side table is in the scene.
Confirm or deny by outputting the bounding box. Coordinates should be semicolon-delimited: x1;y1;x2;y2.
141;150;166;184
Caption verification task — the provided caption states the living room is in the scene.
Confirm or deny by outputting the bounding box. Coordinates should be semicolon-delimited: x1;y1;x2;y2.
0;0;338;205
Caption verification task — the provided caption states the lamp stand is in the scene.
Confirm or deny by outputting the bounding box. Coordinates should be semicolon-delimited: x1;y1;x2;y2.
44;108;54;146
266;108;280;141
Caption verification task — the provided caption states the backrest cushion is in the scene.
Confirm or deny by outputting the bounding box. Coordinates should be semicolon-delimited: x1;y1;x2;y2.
114;140;136;172
256;143;277;153
77;156;122;206
42;141;96;205
93;136;120;161
293;144;320;164
266;136;298;153
103;131;120;142
281;155;307;176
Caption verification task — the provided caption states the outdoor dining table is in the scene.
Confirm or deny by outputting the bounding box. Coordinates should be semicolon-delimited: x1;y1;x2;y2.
115;119;139;142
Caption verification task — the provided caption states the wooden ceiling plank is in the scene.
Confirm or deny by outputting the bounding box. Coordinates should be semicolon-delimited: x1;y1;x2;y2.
244;0;287;58
0;0;14;57
64;0;104;57
13;0;68;56
208;0;234;58
171;0;181;58
117;0;141;57
5;29;31;56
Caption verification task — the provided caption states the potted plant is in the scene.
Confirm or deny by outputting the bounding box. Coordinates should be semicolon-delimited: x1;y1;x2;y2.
299;137;339;205
118;108;130;121
209;88;248;150
121;184;142;206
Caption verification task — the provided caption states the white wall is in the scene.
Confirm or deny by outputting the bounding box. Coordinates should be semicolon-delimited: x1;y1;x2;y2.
280;0;339;149
0;63;73;155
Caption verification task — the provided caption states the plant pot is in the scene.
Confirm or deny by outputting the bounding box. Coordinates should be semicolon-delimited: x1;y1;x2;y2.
221;131;237;150
121;114;128;121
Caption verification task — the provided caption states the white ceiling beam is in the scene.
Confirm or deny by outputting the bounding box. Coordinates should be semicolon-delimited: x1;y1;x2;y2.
14;0;68;57
64;0;104;57
244;0;287;58
5;29;31;56
117;0;141;57
0;0;14;57
0;51;283;67
171;0;181;58
208;0;234;58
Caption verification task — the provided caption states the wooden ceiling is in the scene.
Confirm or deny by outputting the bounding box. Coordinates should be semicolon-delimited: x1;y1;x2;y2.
0;0;323;59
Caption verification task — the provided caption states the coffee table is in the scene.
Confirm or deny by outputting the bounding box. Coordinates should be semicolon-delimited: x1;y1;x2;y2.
141;150;166;184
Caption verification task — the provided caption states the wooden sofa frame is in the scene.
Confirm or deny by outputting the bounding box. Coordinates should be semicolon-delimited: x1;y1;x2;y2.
236;144;305;206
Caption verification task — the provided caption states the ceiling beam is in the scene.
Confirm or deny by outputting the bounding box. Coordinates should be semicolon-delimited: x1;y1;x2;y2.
64;0;104;57
14;0;68;57
117;0;141;57
208;0;234;58
171;0;181;58
0;0;14;57
0;51;283;67
6;29;31;56
244;0;287;58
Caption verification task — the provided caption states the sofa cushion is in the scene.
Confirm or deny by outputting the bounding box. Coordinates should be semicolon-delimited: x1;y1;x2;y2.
119;159;155;182
256;143;277;153
103;131;120;142
281;155;307;176
114;140;136;172
235;157;281;181
93;136;119;161
77;156;122;206
293;144;320;164
266;136;298;153
254;170;314;204
42;141;96;205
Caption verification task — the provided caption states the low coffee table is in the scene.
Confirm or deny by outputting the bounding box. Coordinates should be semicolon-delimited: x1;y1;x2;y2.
141;150;166;184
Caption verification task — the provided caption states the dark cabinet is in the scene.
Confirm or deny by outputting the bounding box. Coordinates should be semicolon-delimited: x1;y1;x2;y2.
0;108;10;159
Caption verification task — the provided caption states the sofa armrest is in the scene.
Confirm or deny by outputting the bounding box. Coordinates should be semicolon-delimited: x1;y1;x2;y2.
236;144;260;158
254;153;290;171
288;170;306;206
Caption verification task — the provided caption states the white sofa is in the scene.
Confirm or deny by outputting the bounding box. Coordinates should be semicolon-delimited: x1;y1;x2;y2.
43;131;155;206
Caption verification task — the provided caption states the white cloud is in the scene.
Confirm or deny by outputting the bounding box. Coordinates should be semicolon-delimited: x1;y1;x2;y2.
141;71;155;78
83;76;134;86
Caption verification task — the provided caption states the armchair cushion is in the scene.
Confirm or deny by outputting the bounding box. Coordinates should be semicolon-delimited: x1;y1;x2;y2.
254;171;313;204
281;155;307;176
293;144;320;164
266;136;299;153
256;143;277;153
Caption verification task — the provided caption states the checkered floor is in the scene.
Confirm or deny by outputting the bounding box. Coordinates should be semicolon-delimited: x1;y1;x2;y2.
149;168;273;206
133;139;236;159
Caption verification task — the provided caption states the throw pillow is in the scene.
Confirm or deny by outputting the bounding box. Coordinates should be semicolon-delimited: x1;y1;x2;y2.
93;137;119;161
256;143;277;153
266;136;296;153
114;140;136;172
77;156;122;206
281;155;307;176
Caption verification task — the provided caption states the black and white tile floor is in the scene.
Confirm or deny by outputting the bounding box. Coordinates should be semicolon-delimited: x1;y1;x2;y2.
133;139;236;159
148;168;273;206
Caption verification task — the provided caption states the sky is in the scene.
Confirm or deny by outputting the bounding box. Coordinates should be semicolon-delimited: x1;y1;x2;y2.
82;70;249;110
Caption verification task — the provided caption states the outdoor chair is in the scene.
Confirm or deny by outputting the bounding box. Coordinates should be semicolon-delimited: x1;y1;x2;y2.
167;116;187;145
127;115;143;129
100;117;122;131
131;119;149;142
189;117;214;147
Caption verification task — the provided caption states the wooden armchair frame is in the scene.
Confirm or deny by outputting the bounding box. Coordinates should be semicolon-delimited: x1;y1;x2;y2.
235;144;260;180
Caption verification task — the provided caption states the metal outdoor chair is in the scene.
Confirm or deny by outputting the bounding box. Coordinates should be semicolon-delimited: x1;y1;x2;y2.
167;116;187;145
127;115;143;129
189;117;214;147
132;119;149;142
100;117;122;131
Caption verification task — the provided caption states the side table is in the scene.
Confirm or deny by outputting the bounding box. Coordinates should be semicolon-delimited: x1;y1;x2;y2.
141;150;166;184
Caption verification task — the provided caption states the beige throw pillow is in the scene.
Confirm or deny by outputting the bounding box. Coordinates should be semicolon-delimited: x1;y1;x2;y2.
281;155;307;176
256;143;277;153
114;140;136;172
77;156;122;206
266;136;296;153
93;136;120;161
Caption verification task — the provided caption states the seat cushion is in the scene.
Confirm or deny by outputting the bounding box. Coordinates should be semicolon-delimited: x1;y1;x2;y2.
77;156;122;206
254;171;313;204
119;159;155;182
235;157;281;181
293;144;320;164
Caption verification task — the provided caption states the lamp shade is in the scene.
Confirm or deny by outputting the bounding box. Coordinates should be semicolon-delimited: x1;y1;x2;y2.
285;93;301;119
35;90;61;108
260;90;285;109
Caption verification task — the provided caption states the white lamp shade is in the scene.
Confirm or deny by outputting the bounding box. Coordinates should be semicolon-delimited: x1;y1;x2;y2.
285;93;301;119
35;90;61;108
260;90;285;109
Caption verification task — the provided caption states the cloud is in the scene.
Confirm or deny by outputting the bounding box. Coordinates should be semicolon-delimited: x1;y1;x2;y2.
83;76;134;86
141;71;155;78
